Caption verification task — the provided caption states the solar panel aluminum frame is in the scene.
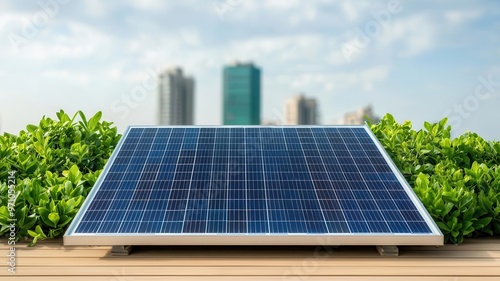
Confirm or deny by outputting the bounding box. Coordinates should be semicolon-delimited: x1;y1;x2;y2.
64;125;443;246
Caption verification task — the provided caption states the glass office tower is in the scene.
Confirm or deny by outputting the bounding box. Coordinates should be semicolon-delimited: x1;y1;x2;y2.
223;62;261;125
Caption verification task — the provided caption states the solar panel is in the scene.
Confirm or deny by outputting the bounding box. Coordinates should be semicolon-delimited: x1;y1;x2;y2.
64;126;443;246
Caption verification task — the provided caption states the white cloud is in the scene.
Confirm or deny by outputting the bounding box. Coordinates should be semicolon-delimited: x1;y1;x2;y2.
128;0;168;12
85;0;107;17
264;0;301;10
107;68;122;80
179;29;201;46
328;39;363;64
273;65;390;93
326;48;348;65
0;13;24;32
106;67;122;80
338;1;374;23
0;1;9;10
123;67;155;84
16;21;113;60
277;35;323;61
225;35;326;64
445;10;482;25
289;5;317;25
341;2;359;22
132;35;183;65
379;14;437;58
359;65;390;91
238;1;259;13
43;70;90;83
0;13;39;52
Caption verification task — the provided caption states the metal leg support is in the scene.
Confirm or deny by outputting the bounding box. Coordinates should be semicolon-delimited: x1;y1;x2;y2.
376;245;399;256
111;245;133;256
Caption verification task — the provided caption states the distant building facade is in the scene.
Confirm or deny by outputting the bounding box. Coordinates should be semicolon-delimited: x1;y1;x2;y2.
285;94;318;125
341;105;379;125
223;62;261;125
158;67;194;125
261;119;281;125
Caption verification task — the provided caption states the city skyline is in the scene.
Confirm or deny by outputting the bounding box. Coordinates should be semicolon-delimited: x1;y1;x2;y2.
0;1;499;139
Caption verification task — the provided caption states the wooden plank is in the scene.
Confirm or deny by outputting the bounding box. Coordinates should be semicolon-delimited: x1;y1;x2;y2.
0;244;110;251
3;266;500;276
3;257;500;267
2;238;499;278
403;244;500;251
1;245;377;257
3;238;500;251
3;241;500;254
4;249;111;258
5;242;500;259
2;277;500;281
11;249;500;259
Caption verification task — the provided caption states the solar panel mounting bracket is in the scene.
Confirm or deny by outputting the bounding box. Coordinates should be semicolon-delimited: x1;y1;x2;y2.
110;245;132;256
376;245;399;256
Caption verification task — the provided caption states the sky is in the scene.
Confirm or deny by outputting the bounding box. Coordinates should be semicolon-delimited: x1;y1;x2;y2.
0;0;499;140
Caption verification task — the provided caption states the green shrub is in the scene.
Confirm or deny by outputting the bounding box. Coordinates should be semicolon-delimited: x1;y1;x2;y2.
369;114;500;244
0;110;121;245
2;110;498;245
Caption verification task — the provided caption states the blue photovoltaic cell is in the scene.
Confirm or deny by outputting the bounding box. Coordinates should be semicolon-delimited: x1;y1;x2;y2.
73;126;433;235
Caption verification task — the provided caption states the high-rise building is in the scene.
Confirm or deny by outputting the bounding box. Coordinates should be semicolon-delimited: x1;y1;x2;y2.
341;104;379;125
158;67;194;125
285;94;318;125
223;62;261;125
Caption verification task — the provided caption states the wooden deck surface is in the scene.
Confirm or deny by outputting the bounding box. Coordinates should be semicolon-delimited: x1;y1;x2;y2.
1;237;500;280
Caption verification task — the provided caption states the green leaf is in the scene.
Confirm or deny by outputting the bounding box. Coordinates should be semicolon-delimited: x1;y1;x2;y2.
437;222;451;232
36;225;47;238
439;117;448;128
21;214;37;230
87;111;102;133
77;110;88;127
39;207;55;228
473;217;492;229
424;121;432;132
0;206;10;227
48;212;60;226
442;202;454;216
26;124;38;133
27;230;39;238
28;225;47;245
420;149;431;155
415;174;429;189
56;109;71;123
67;165;82;184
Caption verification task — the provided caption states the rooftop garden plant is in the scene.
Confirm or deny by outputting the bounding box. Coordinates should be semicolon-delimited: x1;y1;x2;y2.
369;114;500;244
0;110;121;245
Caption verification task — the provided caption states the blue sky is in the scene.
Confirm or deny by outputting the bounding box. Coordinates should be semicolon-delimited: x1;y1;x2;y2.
0;0;499;139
